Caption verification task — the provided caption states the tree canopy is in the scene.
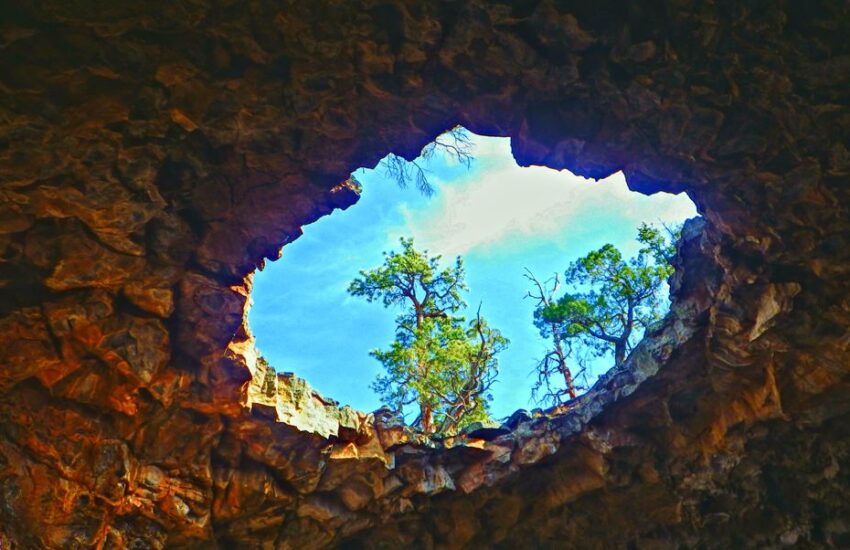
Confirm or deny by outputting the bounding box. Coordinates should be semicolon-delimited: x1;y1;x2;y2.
349;238;507;436
532;223;679;405
525;269;583;406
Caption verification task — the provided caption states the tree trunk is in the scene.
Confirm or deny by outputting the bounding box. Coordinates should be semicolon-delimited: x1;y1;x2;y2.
552;326;576;399
614;339;627;366
561;365;576;399
615;301;635;366
420;403;433;434
415;302;433;433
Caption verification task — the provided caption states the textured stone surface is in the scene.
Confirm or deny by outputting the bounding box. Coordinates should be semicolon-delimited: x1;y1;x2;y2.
1;1;850;548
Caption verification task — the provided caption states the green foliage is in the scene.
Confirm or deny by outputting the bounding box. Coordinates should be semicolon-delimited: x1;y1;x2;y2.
536;223;680;374
525;270;586;406
348;237;466;316
349;238;508;436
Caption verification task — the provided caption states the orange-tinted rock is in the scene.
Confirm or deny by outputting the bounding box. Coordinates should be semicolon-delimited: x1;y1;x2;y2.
123;281;175;317
2;1;850;548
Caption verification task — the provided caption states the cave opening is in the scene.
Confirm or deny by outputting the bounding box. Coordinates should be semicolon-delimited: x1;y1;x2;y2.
4;1;849;545
248;128;698;433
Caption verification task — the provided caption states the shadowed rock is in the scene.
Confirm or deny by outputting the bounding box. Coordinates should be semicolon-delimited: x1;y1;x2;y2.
1;1;849;548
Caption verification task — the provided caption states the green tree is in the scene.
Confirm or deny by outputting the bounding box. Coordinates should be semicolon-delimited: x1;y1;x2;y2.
349;238;508;436
524;269;582;404
534;224;679;403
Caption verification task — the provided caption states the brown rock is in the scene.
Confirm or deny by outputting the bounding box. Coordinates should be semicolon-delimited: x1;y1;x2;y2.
1;2;850;548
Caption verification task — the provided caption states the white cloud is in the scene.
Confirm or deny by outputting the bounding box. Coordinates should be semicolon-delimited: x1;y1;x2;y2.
393;156;697;257
374;134;698;257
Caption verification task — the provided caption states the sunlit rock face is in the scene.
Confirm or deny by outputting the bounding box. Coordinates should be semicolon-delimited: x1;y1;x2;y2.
1;1;849;548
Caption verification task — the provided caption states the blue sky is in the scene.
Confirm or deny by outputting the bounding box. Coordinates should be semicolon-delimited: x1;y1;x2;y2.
249;132;697;419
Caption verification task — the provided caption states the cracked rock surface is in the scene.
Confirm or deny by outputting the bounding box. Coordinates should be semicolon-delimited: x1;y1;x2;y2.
1;1;849;548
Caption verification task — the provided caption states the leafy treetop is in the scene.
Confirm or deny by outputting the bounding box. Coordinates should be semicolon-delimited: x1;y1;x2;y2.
349;238;507;436
537;223;680;383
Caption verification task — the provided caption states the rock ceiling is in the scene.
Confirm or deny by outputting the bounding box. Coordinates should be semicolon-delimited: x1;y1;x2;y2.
1;1;849;548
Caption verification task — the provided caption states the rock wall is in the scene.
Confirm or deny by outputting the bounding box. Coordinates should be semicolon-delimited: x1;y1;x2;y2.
1;1;849;548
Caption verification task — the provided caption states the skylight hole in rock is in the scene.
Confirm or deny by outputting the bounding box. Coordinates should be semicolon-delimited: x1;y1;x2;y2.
247;127;699;432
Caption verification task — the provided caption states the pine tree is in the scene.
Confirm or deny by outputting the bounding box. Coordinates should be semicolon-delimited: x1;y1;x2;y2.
349;238;508;436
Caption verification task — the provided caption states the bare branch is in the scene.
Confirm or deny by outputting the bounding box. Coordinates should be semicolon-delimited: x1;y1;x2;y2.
379;126;475;196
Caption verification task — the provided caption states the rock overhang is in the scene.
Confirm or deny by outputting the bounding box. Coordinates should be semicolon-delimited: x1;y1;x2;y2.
0;1;849;548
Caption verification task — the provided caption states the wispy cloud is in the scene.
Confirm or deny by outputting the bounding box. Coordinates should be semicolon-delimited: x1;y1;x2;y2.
391;138;697;257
